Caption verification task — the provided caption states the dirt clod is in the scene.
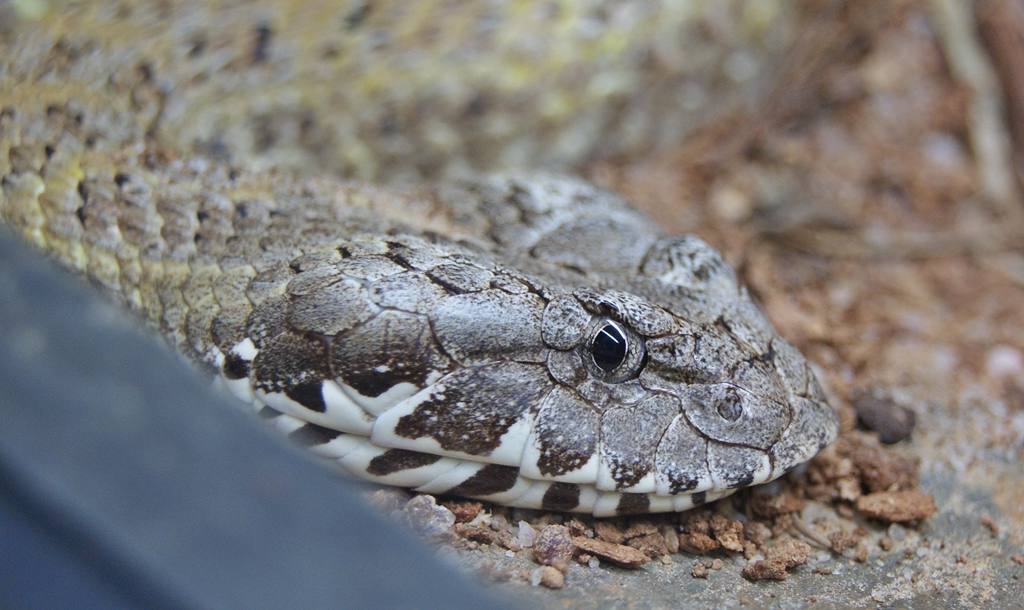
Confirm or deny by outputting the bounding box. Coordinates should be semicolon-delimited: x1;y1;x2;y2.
980;514;999;537
710;514;745;552
764;538;811;568
829;530;862;553
443;500;483;523
742;558;790;581
593;521;624;544
679;531;720;555
571;536;651;569
855;490;937;523
530;566;564;589
627;533;669;557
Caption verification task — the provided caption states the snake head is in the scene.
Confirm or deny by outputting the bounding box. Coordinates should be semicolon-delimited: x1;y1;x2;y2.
240;227;838;516
549;234;840;498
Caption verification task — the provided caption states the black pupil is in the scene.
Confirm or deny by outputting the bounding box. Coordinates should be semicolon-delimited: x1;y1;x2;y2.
592;323;627;372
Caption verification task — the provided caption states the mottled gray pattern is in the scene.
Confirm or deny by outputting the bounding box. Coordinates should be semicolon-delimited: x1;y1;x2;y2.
1;98;840;514
209;174;838;515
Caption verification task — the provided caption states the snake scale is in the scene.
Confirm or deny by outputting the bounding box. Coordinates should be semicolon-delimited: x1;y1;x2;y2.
0;1;838;517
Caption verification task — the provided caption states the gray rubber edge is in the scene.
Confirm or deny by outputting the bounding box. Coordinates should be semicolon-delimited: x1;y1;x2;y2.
0;228;516;610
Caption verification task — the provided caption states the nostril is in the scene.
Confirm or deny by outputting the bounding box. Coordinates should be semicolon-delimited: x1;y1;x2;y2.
716;392;743;421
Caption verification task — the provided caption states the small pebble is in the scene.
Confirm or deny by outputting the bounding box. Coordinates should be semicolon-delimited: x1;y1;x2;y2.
851;389;915;444
887;523;908;541
518;521;537;548
403;495;455;538
533;525;575;566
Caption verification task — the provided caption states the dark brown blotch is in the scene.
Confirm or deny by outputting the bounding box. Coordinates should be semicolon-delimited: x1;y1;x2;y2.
366;449;443;476
251;331;331;413
728;472;755;489
533;387;598;477
445;464;521;497
330;311;449;398
285;381;326;413
615;493;650;516
222;352;251;380
541;483;581;511
393;363;551;456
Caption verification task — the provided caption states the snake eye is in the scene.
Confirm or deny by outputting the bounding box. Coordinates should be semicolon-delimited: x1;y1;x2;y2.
591;322;627;372
582;318;644;383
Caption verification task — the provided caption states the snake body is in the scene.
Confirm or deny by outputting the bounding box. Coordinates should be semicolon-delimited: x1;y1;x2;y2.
1;2;837;516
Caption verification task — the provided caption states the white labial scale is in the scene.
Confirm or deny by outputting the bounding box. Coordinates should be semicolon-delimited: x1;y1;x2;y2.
338;442;462;487
706;445;772;490
472;476;536;506
502;483;550;511
512;482;599;514
672;493;697;512
415;462;536;505
518;435;599;485
311;434;368;460
256;380;375;436
592;493;622;518
272;413;306;434
747;456;773;487
415;460;537;505
209;347;251;405
655;473;714;498
414;460;491;494
221;375;255;404
341;376;436;417
232;338;260;360
371;387;535;467
595;464;658;494
646;495;677;514
272;414;368;459
486;411;537;466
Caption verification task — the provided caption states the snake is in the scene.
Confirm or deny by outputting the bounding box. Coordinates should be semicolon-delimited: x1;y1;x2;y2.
0;1;838;517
